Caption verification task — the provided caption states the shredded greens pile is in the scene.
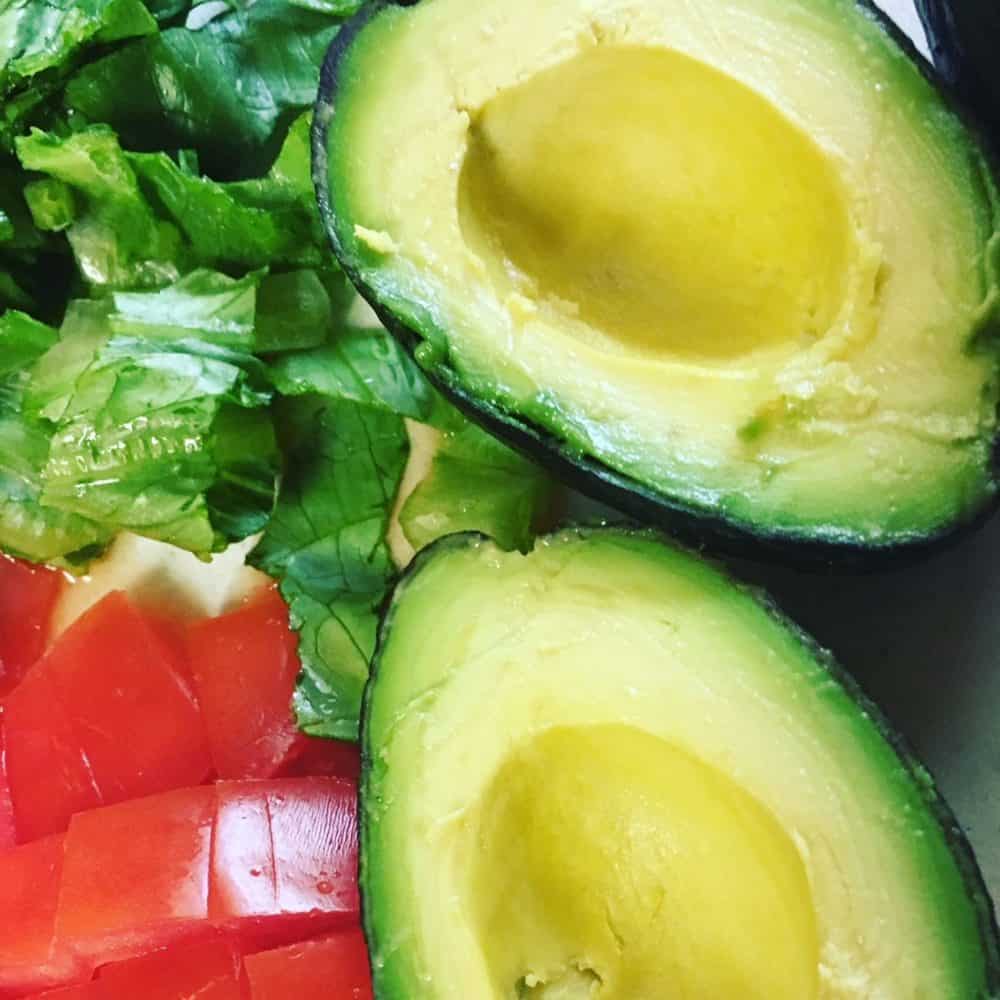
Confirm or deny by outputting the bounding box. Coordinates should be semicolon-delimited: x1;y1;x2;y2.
0;0;555;739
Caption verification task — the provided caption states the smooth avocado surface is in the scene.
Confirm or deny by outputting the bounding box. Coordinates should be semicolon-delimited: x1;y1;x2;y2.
361;530;999;999
318;0;1000;557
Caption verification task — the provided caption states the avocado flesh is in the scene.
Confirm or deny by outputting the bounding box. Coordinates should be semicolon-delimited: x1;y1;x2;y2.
323;0;1000;549
361;531;998;999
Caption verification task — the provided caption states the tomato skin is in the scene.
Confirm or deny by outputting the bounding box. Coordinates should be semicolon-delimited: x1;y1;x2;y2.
0;556;64;698
97;935;247;1000
3;668;103;843
55;787;216;968
0;706;18;850
210;777;360;952
0;834;89;998
243;929;372;1000
187;587;304;781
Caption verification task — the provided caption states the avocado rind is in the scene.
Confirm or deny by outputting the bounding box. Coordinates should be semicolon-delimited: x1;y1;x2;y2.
359;527;1000;998
916;0;1000;149
313;0;1000;568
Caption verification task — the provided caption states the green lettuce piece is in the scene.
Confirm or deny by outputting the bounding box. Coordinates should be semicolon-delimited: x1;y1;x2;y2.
29;273;278;555
64;0;357;178
251;397;409;741
0;311;108;566
401;417;558;554
267;324;436;420
14;117;346;293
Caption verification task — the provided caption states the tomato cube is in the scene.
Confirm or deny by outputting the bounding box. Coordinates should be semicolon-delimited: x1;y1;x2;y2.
39;592;212;804
0;835;89;996
0;555;64;698
55;787;216;968
22;985;100;1000
187;587;304;780
97;935;246;1000
244;930;372;1000
209;778;359;951
3;668;102;842
0;706;17;850
280;737;361;782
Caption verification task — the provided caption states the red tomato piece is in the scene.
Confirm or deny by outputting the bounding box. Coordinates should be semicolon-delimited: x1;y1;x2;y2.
3;667;102;842
0;835;89;997
0;706;18;850
186;586;304;780
280;737;361;783
97;935;246;1000
244;930;372;1000
55;787;216;968
209;778;359;951
39;592;212;805
0;555;64;698
22;985;101;1000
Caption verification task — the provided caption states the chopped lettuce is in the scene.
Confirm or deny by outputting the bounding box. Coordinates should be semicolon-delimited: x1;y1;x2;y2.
15;115;343;291
0;310;108;566
401;416;558;554
251;397;409;741
64;0;358;178
27;273;279;555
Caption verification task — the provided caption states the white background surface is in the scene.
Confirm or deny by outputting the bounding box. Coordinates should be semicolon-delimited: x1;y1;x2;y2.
740;2;1000;901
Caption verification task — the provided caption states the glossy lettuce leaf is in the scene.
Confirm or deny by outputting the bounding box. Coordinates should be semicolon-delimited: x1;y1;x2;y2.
251;397;409;741
64;0;358;178
15;116;339;291
267;324;436;420
400;417;558;554
29;273;279;555
0;311;108;566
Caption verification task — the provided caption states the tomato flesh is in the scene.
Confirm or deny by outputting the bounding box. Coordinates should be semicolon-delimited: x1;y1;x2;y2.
97;935;246;1000
187;587;303;780
55;787;216;968
38;592;212;805
280;737;361;783
244;929;372;1000
210;777;359;950
0;706;18;850
0;556;64;698
0;835;88;997
3;668;102;843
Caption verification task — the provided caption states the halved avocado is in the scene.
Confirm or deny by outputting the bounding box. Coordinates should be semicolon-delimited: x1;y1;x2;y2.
917;1;1000;145
315;0;1000;564
361;529;999;998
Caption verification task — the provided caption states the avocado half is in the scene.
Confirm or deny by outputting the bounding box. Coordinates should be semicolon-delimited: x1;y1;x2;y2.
314;0;1000;565
360;528;999;998
917;1;1000;145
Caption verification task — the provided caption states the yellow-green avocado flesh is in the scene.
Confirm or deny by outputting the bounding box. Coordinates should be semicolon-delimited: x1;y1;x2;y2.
321;0;1000;553
360;531;998;999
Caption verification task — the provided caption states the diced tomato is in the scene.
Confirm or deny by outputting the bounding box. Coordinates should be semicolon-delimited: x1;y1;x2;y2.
0;835;89;997
186;586;304;780
244;930;372;1000
3;667;103;842
97;935;246;1000
39;592;212;805
0;706;17;850
23;985;101;1000
0;555;64;698
280;737;361;783
210;778;359;951
55;787;216;968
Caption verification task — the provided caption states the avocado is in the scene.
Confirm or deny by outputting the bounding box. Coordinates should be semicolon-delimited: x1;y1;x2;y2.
360;529;1000;998
314;0;1000;563
917;1;1000;145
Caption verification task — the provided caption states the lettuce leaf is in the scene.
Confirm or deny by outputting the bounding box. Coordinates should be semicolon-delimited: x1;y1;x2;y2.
28;272;279;555
400;416;558;554
251;397;409;741
0;310;108;566
64;0;358;178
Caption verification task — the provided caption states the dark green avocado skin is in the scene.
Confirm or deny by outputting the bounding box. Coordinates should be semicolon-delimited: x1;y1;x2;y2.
311;0;1000;572
357;528;1000;997
917;1;1000;148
